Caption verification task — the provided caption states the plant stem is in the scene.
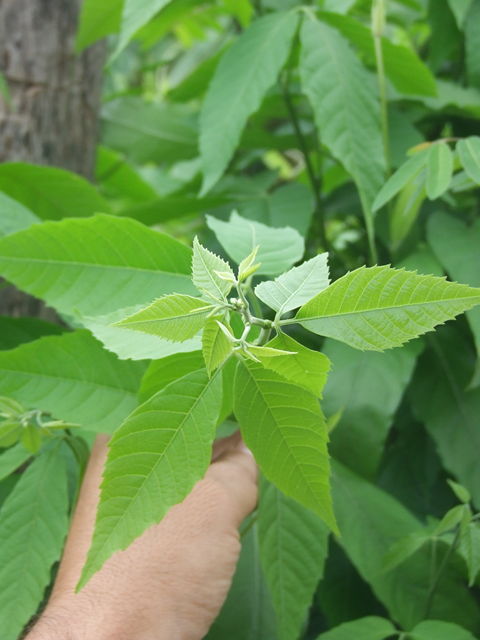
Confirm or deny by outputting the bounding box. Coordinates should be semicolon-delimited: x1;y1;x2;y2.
280;73;328;252
424;527;461;619
372;0;390;175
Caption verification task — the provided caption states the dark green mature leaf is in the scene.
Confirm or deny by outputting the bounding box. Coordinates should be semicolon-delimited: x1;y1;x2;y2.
102;98;198;164
447;0;473;28
0;163;110;220
426;142;454;199
0;446;69;640
259;480;329;640
207;212;304;276
457;137;480;184
295;265;480;351
79;368;222;588
315;617;396;640
0;214;194;317
300;19;385;239
96;146;158;204
0;444;31;482
0;317;63;351
459;522;480;587
465;1;480;88
75;0;122;51
234;360;337;532
411;620;477;640
139;351;204;403
318;11;437;96
0;331;146;433
0;192;39;237
112;0;172;58
390;170;426;251
322;339;420;478
200;11;298;193
427;212;480;353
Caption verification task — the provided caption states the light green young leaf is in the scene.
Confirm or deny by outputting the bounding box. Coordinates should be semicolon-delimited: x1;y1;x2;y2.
255;253;330;315
0;331;146;433
295;265;480;351
200;12;298;194
259;480;329;640
75;0;123;51
115;294;213;342
435;504;466;535
21;424;42;454
0;163;110;220
0;446;69;640
372;148;428;211
238;246;260;282
139;352;204;403
256;333;330;397
300;19;385;242
382;531;430;573
459;522;480;586
0;193;39;238
315;617;396;640
457;137;480;184
248;345;296;359
448;479;471;504
411;620;477;640
207;212;304;277
112;0;172;59
192;237;234;302
447;0;473;28
426;142;454;199
78;368;222;589
0;444;31;482
234;360;337;533
0;214;194;317
202;319;233;376
0;421;21;448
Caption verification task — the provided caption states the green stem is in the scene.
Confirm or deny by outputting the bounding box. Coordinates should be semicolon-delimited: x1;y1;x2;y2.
372;0;390;175
424;527;461;619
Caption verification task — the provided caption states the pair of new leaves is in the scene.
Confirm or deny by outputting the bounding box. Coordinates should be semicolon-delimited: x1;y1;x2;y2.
79;213;480;588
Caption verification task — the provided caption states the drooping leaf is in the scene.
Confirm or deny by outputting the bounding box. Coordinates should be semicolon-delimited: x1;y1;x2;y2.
112;0;173;59
75;0;123;51
0;193;39;238
139;351;204;403
234;360;337;532
300;19;385;241
0;317;63;351
457;137;480;184
0;163;110;220
0;444;31;482
372;149;428;211
382;531;431;573
259;479;329;640
295;265;480;351
411;620;477;640
425;142;454;199
202;319;233;376
255;253;330;315
0;446;69;640
192;237;234;302
200;12;299;193
78;368;222;588
322;339;420;478
0;331;146;433
0;214;194;317
207;212;304;277
315;617;396;640
114;294;213;342
257;333;330;397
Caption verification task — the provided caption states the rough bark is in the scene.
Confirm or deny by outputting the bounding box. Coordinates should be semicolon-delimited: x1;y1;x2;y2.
0;0;106;318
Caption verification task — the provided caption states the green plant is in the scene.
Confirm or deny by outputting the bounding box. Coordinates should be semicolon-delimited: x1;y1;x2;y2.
2;0;480;639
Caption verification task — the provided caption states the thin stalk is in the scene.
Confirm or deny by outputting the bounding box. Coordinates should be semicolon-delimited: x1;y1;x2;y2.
424;527;461;618
372;0;390;174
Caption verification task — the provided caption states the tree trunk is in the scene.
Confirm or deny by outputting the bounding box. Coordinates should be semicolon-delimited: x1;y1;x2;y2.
0;0;106;318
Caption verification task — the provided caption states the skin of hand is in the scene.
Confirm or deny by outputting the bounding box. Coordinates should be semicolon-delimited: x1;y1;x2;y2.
27;432;258;640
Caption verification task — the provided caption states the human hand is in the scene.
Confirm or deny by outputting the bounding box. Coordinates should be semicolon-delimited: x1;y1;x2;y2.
27;431;257;640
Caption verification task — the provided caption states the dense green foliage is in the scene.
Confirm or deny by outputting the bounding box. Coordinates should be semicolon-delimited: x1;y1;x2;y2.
1;0;480;638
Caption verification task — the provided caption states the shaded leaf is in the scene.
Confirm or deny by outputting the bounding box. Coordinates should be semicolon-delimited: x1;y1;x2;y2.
426;142;454;199
459;522;480;587
0;444;31;482
139;351;204;403
0;193;39;238
315;616;396;640
372;149;428;211
411;620;477;640
76;0;122;51
382;531;430;573
113;0;172;58
457;137;480;184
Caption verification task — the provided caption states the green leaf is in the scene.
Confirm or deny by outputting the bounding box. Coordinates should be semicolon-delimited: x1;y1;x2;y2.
300;19;385;241
259;479;329;640
234;360;337;533
255;253;330;315
0;192;39;238
257;333;330;397
200;12;299;193
448;480;471;504
96;146;158;204
459;522;480;587
315;617;396;640
435;504;466;535
322;339;420;478
0;331;146;433
202;319;233;376
0;446;69;640
382;531;430;573
390;170;426;251
457;137;480;184
192;237;234;302
112;0;172;59
0;163;110;221
75;0;123;51
318;11;437;96
465;1;480;88
0;317;63;351
427;212;480;354
115;294;213;342
426;142;454;199
139;351;204;403
102;98;198;164
0;421;21;448
0;214;194;317
295;265;480;351
207;212;304;277
79;368;222;588
447;0;473;28
0;444;31;482
372;149;428;211
411;620;477;640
